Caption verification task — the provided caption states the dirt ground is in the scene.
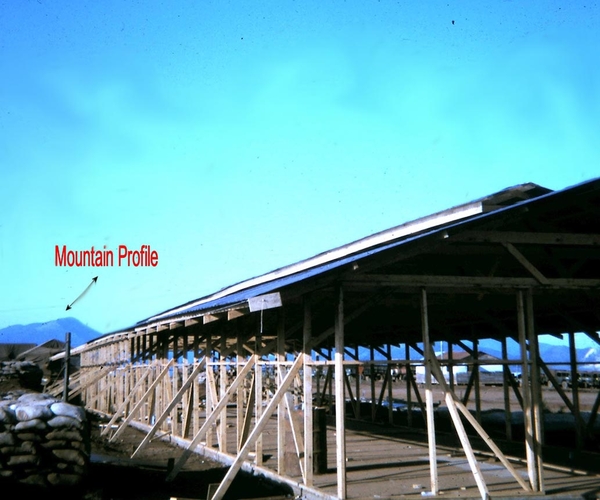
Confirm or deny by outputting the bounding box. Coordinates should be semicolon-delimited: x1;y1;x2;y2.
83;412;293;500
342;376;600;416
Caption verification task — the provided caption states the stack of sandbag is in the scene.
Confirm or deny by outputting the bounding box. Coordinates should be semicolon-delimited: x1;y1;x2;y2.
0;360;43;390
0;390;89;489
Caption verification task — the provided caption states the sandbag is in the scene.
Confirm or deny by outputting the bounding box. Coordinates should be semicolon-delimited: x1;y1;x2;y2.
50;402;86;422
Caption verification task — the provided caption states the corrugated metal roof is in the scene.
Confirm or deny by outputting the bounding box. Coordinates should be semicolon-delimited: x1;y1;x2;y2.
133;181;559;328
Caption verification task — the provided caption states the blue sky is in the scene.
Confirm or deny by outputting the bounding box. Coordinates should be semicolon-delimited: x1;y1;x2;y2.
1;1;599;338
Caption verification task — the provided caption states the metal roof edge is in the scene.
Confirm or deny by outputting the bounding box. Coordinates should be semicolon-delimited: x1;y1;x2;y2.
141;200;486;324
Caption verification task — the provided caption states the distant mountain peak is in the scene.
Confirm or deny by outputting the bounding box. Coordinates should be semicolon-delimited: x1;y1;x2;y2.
0;318;101;348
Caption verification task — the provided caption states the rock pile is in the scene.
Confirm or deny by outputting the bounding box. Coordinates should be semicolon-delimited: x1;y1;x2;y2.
0;390;89;489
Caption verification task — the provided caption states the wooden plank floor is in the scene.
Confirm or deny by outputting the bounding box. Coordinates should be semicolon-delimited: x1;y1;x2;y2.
197;409;600;499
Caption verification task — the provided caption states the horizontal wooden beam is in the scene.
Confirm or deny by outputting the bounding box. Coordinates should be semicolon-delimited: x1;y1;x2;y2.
345;274;600;290
456;231;600;246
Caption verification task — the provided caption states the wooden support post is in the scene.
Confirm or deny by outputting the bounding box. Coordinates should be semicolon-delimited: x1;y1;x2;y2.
502;338;513;441
315;355;322;407
237;332;244;453
421;289;438;495
328;347;333;411
474;338;482;423
220;335;228;454
405;343;412;428
355;346;361;417
448;342;454;390
210;354;304;500
569;331;583;450
335;286;347;500
370;346;376;421
517;291;540;491
387;344;393;424
206;333;213;449
255;327;263;466
526;290;545;491
63;332;71;403
277;312;286;474
303;296;314;487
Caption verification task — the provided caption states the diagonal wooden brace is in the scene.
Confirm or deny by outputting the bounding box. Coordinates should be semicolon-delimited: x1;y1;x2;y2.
131;358;206;458
165;355;258;481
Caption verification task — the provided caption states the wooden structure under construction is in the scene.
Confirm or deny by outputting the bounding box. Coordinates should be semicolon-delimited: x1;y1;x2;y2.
52;178;600;499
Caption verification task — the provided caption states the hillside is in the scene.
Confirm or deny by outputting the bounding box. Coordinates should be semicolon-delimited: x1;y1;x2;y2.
0;318;102;348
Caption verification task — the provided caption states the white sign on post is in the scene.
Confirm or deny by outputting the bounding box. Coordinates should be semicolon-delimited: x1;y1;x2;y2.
248;292;282;312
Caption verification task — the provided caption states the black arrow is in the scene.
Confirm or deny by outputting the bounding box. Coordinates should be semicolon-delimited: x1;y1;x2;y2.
66;276;98;311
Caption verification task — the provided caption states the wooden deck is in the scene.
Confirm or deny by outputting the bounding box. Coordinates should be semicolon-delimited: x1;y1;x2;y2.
127;408;600;499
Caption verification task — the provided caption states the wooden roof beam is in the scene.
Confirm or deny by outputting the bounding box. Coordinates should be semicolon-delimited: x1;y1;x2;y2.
456;231;600;246
227;308;249;320
345;274;600;290
203;313;224;324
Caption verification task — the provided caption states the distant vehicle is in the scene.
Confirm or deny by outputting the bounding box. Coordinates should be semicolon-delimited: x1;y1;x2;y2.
361;364;404;382
455;371;504;386
579;373;594;388
504;371;549;387
553;370;570;389
564;372;598;389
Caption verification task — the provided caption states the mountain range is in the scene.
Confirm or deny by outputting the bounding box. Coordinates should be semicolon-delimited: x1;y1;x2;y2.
0;318;102;348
